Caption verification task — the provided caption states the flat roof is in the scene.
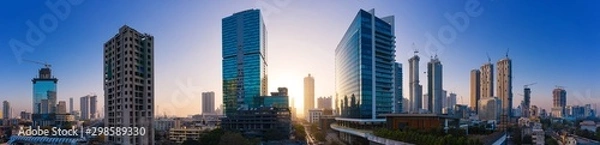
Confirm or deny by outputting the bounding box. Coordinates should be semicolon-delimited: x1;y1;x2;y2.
379;113;459;119
335;117;386;123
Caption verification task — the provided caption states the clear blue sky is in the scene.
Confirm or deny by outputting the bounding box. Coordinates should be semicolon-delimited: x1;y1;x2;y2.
1;0;599;117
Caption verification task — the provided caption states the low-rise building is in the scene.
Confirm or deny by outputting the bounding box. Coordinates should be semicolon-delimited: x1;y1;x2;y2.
308;109;324;123
580;120;598;132
168;127;212;144
381;114;459;131
531;122;544;145
478;97;501;121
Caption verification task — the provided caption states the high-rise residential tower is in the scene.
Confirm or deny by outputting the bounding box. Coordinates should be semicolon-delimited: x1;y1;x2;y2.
447;92;457;109
470;69;481;112
69;97;73;113
427;56;443;114
2;101;9;119
335;9;395;119
80;96;89;120
522;87;531;117
57;101;66;114
497;56;512;122
32;67;58;114
222;9;268;115
393;62;403;113
408;54;421;112
80;95;97;120
90;95;97;119
317;96;332;110
104;25;154;144
304;74;315;119
480;62;494;99
202;92;215;114
552;87;567;117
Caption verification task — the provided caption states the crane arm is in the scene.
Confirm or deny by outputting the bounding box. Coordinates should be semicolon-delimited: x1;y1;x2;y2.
23;59;51;68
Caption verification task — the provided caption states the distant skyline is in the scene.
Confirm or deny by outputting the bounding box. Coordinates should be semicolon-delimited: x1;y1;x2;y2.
1;1;599;117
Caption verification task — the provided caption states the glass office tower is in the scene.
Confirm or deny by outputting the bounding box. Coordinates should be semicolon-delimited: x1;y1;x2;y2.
222;9;268;115
32;68;58;114
335;9;395;119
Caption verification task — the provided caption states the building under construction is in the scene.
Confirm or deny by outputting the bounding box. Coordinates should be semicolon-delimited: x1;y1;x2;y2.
220;107;291;140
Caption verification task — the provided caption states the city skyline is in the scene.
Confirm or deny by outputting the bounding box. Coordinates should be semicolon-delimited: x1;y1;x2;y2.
1;1;600;117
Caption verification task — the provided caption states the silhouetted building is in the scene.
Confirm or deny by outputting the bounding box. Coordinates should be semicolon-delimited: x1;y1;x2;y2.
427;56;443;115
393;62;403;113
317;96;332;110
470;69;481;113
202;92;215;114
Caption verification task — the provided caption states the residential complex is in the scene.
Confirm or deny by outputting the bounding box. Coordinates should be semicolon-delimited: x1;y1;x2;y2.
552;87;567;117
103;25;155;144
317;96;332;110
2;101;9;119
80;95;97;120
202;91;215;114
497;56;513;123
480;62;494;99
408;53;422;113
470;69;481;112
304;74;315;119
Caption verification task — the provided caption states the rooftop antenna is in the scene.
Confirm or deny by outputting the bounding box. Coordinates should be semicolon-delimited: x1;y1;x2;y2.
486;52;491;63
506;48;510;58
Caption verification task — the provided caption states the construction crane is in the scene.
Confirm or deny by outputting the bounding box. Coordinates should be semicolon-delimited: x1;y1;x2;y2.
23;59;51;68
524;82;537;89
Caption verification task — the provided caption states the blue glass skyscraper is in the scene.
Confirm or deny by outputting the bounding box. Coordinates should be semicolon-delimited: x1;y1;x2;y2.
32;67;57;114
335;9;395;119
393;62;403;113
222;9;268;115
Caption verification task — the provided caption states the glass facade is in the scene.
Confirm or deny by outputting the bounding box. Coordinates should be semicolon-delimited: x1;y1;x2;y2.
32;69;58;114
262;96;289;108
393;63;403;113
222;9;268;115
336;9;395;119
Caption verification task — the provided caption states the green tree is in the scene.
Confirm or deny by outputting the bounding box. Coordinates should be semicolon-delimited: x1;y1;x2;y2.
219;132;253;145
264;129;286;141
182;139;201;145
199;128;224;145
312;131;326;142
